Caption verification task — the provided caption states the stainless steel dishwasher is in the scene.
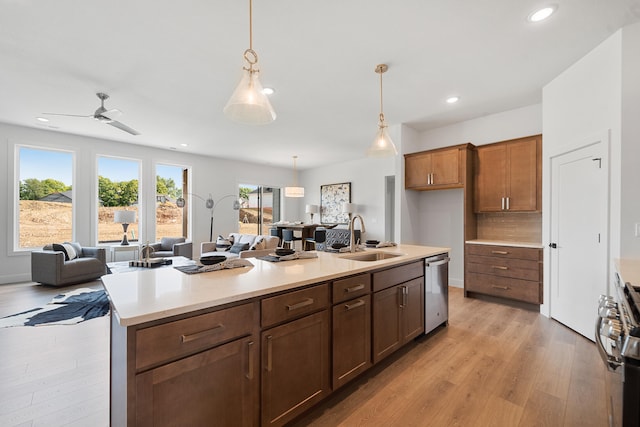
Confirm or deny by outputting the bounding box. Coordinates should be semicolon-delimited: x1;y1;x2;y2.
424;253;450;334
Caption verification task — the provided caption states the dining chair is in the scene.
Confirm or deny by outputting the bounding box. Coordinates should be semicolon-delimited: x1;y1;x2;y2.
304;228;327;251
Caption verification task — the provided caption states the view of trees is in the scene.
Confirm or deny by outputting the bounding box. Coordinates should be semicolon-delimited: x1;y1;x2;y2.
20;175;182;207
19;178;70;200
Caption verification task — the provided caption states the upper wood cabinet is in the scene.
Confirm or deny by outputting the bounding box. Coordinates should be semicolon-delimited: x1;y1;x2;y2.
405;143;474;190
474;135;541;213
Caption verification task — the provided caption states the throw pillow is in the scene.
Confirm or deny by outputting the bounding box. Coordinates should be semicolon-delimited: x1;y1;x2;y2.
250;236;265;251
216;235;232;252
52;243;77;261
229;242;250;254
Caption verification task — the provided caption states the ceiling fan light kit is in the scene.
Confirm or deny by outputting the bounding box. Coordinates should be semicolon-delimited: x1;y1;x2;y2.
224;0;276;125
367;64;398;157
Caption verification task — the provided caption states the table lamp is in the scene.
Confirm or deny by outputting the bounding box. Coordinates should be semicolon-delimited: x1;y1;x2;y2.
342;202;355;225
114;210;136;245
305;204;319;223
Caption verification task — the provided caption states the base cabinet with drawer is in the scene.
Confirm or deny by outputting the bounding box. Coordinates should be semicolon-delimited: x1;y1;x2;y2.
332;273;372;389
465;243;542;304
260;283;331;427
372;261;425;363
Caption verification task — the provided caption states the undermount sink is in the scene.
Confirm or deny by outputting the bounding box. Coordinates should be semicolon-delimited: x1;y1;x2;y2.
339;251;403;262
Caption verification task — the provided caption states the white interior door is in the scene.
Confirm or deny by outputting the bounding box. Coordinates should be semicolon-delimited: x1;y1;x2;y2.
549;141;608;340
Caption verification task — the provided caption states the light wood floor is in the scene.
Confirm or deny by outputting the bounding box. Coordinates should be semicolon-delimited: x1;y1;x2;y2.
0;283;606;426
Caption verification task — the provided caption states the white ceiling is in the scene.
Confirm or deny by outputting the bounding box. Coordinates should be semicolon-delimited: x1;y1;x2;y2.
1;0;640;170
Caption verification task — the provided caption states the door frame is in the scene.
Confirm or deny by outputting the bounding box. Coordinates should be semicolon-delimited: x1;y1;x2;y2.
541;130;611;317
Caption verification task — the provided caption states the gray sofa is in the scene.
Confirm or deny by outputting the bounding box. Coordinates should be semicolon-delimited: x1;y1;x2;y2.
201;233;279;259
142;237;193;259
31;243;107;286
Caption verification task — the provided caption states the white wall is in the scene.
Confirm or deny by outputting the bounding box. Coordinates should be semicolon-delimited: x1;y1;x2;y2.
0;122;294;284
621;23;640;257
542;22;640;312
299;153;395;242
407;105;543;287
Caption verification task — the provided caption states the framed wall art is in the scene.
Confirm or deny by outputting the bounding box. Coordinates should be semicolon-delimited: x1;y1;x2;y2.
320;182;351;224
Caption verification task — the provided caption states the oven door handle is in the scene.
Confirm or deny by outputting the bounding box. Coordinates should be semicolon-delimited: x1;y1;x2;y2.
595;316;623;372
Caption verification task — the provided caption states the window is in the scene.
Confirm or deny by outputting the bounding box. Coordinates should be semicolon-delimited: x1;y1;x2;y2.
239;184;281;235
97;156;140;244
156;164;186;241
17;146;74;249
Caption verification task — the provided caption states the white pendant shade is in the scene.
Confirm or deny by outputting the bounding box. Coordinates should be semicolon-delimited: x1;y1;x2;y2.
368;125;398;157
224;69;276;125
284;186;304;197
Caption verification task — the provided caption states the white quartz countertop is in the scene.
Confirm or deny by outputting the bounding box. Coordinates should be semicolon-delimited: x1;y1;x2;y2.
101;244;449;326
465;239;544;249
615;258;640;286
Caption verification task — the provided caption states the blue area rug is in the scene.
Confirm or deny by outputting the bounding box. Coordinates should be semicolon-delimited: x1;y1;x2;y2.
0;288;110;327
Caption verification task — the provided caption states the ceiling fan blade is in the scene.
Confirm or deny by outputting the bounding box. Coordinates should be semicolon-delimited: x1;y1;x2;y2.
107;120;140;136
101;109;122;120
42;112;92;118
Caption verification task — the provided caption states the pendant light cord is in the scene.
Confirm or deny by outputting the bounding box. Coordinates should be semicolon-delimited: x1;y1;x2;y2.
379;70;385;124
249;0;253;51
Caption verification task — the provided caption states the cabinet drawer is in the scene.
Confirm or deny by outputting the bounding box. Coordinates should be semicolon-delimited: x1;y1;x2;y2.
136;302;255;371
466;255;540;281
466;272;541;304
373;261;423;292
262;283;330;328
333;273;371;303
466;244;541;261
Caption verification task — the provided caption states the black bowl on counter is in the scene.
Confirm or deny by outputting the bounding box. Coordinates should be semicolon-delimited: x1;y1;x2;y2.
200;255;226;265
275;248;295;256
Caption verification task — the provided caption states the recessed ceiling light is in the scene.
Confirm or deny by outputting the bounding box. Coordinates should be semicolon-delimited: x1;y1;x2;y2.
36;117;49;122
528;5;557;22
262;87;275;95
446;96;459;104
180;143;188;147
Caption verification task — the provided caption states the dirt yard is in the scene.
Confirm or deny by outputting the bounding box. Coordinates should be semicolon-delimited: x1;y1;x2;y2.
19;201;273;247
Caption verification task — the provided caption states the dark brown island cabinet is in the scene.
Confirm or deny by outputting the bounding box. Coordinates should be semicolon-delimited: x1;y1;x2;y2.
110;258;442;427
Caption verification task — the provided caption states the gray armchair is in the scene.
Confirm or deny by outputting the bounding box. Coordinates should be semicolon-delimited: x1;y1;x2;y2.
141;237;192;259
31;243;107;287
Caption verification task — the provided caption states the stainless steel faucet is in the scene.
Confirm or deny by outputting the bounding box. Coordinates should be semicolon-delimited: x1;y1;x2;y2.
350;214;366;253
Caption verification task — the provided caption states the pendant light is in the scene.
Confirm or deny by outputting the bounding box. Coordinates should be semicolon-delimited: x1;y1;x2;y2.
224;0;276;125
284;155;304;198
367;64;398;157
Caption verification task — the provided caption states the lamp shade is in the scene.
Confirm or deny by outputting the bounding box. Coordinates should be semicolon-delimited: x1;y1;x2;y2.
342;202;355;214
114;210;136;224
367;126;398;157
305;204;319;214
224;70;276;125
284;186;305;198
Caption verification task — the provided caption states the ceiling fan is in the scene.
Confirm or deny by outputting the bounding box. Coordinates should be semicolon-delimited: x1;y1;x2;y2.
43;92;140;135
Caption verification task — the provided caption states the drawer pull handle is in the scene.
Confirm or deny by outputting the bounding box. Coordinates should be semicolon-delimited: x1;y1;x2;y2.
287;298;314;311
181;323;224;343
491;285;509;290
344;300;365;311
345;284;365;293
246;341;254;380
491;250;509;255
492;265;508;270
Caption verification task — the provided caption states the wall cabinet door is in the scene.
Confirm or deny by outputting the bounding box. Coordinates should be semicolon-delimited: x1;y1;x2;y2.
332;294;372;389
405;146;464;190
261;310;330;427
135;336;257;427
474;135;540;212
372;278;425;364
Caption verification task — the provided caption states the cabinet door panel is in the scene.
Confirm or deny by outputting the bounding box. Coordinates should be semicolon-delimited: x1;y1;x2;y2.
372;286;402;363
405;153;431;188
431;149;460;185
475;144;507;212
333;295;372;389
136;337;257;427
507;138;538;211
402;277;425;342
261;310;330;427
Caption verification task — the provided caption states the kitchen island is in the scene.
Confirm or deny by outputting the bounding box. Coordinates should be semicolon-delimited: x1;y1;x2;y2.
103;244;449;427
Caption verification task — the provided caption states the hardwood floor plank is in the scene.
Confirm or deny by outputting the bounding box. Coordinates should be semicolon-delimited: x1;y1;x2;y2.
518;389;566;427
